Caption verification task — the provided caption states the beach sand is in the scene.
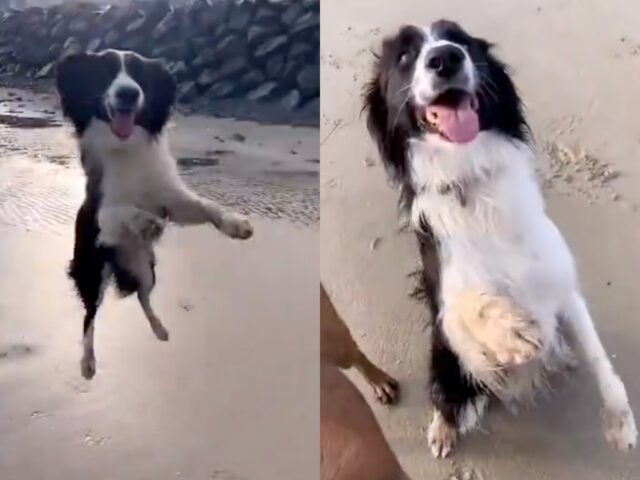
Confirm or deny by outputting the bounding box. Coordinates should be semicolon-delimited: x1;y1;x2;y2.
321;0;640;478
0;89;319;480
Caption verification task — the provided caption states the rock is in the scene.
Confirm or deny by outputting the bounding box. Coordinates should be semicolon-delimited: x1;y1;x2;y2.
218;56;248;79
68;17;90;34
280;89;301;110
191;46;217;68
239;69;265;89
255;7;277;21
197;68;218;88
281;2;305;26
208;80;235;99
296;65;319;96
168;60;188;81
265;54;284;78
177;81;199;103
35;61;55;79
86;38;102;53
103;30;121;47
153;9;179;39
49;20;68;40
289;42;312;59
228;2;253;31
152;42;189;61
247;81;277;101
291;11;319;34
254;35;287;58
215;34;245;59
247;25;279;44
126;15;147;33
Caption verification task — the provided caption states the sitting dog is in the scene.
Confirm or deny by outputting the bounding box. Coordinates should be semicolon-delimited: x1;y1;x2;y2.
363;20;636;457
56;50;253;379
321;283;410;480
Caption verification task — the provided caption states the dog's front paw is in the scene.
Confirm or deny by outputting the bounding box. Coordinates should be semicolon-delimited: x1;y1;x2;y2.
605;406;637;451
427;411;457;458
455;291;543;367
372;376;400;405
219;214;253;240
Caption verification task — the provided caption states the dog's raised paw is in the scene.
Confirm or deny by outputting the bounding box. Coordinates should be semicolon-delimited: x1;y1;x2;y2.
81;355;96;380
458;292;543;367
427;411;457;458
221;214;253;240
604;407;637;451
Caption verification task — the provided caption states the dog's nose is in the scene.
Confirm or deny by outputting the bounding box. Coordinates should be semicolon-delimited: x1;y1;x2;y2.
426;45;465;78
115;86;140;108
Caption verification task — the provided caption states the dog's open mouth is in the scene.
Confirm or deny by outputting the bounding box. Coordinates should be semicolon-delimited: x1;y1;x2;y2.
417;89;479;144
108;107;137;140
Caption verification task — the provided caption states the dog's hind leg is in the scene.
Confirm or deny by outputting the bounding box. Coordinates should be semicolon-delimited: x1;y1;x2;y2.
561;291;637;451
428;325;488;458
129;248;169;342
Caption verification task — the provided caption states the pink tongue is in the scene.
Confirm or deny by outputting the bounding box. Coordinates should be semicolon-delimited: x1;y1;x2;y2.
110;111;135;140
426;97;479;144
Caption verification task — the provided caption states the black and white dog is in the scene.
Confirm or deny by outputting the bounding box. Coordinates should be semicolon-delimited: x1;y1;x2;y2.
364;21;636;457
56;50;253;380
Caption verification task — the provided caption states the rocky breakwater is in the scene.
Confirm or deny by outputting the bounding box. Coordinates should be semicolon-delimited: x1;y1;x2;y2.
0;0;320;125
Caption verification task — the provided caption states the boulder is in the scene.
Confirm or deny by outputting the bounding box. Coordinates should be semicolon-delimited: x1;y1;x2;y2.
247;81;277;101
265;54;284;79
35;61;55;79
215;34;245;59
291;11;319;34
208;80;235;99
280;89;301;110
227;2;253;31
239;69;266;90
296;64;319;97
281;2;304;26
177;81;199;103
254;34;287;58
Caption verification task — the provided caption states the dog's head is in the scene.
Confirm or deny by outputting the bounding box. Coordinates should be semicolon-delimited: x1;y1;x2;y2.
56;50;176;143
364;20;529;181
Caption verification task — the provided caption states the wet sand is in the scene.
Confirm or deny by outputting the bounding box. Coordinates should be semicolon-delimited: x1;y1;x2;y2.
321;0;640;478
0;90;319;479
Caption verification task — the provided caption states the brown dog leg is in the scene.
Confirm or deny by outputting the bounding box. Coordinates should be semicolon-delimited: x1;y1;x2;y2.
321;364;411;480
321;284;399;404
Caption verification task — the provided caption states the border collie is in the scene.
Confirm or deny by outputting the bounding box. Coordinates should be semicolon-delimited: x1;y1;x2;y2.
363;20;636;457
56;50;253;380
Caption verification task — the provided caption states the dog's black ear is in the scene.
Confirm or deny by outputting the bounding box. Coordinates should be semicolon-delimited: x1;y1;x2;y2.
363;68;388;157
55;53;105;133
140;60;176;135
56;53;96;103
362;58;409;184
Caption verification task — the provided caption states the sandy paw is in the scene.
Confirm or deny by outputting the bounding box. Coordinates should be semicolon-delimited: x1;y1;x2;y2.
604;407;637;451
81;355;96;380
221;214;253;240
455;292;543;367
428;411;457;458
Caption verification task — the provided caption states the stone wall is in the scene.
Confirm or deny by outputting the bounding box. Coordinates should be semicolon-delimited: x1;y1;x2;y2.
0;0;319;125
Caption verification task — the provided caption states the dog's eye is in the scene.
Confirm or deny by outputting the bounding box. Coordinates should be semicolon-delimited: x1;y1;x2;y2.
398;51;412;66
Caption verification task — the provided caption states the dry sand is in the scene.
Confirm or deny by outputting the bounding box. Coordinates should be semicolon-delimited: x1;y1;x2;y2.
321;0;640;478
0;90;319;479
